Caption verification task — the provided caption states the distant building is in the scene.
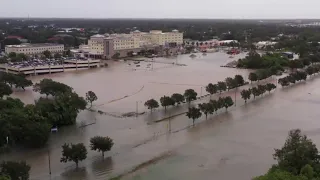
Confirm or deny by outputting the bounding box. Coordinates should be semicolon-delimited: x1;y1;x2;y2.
88;29;183;59
281;52;294;59
255;41;277;49
5;35;28;43
5;43;64;55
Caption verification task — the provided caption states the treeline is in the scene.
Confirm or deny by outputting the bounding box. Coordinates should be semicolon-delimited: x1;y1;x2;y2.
144;74;277;126
237;51;289;70
0;73;33;97
188;83;277;125
144;75;246;112
278;64;320;87
254;129;320;180
0;78;88;149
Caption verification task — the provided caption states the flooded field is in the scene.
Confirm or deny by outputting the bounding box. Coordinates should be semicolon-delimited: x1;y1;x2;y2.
2;52;320;180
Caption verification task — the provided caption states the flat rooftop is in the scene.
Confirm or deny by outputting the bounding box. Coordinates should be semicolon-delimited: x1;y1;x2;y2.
6;43;64;48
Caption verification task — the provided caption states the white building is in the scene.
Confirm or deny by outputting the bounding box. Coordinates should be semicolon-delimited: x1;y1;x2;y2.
87;34;105;55
5;43;64;55
88;29;183;59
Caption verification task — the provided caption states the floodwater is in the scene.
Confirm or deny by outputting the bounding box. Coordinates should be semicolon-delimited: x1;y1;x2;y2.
2;52;320;180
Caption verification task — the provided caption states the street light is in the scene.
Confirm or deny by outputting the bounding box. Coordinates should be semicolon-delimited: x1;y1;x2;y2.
136;101;142;117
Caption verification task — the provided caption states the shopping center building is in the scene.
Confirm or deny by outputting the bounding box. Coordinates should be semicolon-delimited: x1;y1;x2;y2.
5;43;64;55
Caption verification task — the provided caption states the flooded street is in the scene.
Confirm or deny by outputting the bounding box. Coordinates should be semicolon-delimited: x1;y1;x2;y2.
2;52;320;180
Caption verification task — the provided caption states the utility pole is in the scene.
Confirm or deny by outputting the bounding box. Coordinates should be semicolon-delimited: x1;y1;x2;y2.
234;89;237;106
151;58;154;71
48;149;51;176
200;87;203;97
168;112;172;133
136;101;138;117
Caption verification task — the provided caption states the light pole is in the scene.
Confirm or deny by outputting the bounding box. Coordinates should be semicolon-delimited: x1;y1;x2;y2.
234;88;237;106
48;149;51;176
136;101;142;117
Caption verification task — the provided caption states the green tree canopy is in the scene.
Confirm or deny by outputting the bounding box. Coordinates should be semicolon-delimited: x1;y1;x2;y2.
60;143;87;169
234;74;245;86
90;136;114;158
86;91;98;108
33;78;72;97
144;99;159;112
241;89;251;103
160;96;175;111
171;93;185;104
225;77;236;91
186;107;202;126
43;50;51;58
198;103;213;119
0;83;12;99
184;89;197;104
0;161;30;180
249;72;258;83
217;81;227;93
273;129;320;175
205;83;218;96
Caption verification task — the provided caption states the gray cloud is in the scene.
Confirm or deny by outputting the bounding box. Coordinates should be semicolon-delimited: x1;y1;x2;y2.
1;0;320;19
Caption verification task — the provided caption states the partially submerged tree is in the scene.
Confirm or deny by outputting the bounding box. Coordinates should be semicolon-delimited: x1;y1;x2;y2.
222;96;234;111
90;136;114;158
60;143;88;169
217;81;227;93
160;96;175;111
249;72;258;84
184;89;197;105
144;99;159;112
225;77;236;91
33;79;72;97
266;83;277;93
186;107;202;126
241;89;251;103
234;74;245;86
198;103;213;119
86;91;98;108
205;83;218;97
251;87;260;99
171;93;185;105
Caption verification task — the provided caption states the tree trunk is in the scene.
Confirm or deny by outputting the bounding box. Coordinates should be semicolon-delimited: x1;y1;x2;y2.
193;119;195;126
205;114;208;120
102;151;104;158
245;100;247;103
76;162;79;169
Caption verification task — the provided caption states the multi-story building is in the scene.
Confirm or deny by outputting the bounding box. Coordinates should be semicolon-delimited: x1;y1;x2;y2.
148;30;183;46
89;29;183;59
88;34;105;55
5;43;64;55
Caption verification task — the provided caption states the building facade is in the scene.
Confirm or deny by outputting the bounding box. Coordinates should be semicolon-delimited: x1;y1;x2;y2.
5;43;64;55
89;29;183;59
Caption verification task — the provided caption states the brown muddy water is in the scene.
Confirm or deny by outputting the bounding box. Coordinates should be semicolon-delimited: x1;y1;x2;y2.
2;52;320;180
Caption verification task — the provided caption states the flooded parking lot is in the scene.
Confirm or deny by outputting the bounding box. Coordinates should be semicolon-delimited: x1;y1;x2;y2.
2;52;320;180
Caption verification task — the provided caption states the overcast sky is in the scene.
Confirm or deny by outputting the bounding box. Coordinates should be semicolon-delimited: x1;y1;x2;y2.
1;0;320;19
